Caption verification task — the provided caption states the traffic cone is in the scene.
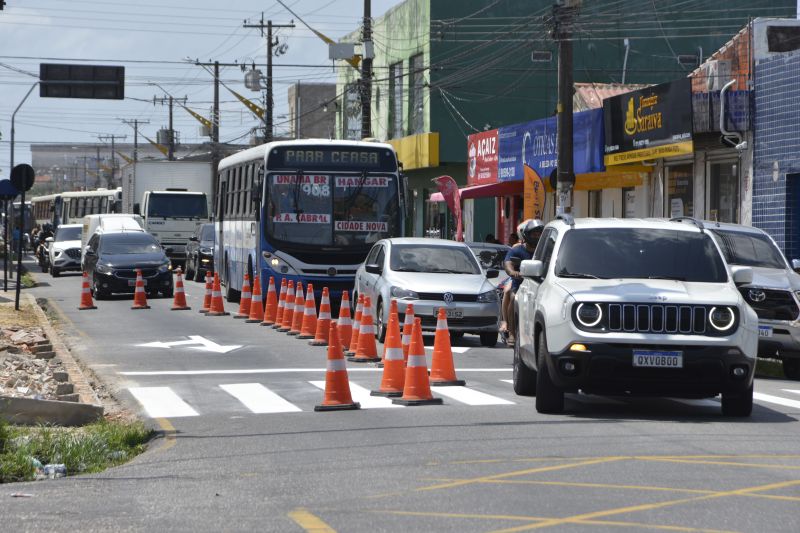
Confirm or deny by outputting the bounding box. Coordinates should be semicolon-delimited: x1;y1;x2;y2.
429;308;466;386
288;282;305;335
314;321;360;412
298;284;318;339
131;269;151;310
345;294;363;356
348;296;381;363
401;303;415;362
310;287;332;346
337;290;353;351
234;273;252;319
246;275;264;323
199;271;212;314
277;280;295;332
171;267;191;311
261;276;278;325
206;272;229;316
78;271;97;310
392;318;443;406
271;278;287;328
371;300;404;397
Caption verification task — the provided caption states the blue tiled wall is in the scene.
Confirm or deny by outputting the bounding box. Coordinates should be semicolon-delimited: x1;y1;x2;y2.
753;50;800;258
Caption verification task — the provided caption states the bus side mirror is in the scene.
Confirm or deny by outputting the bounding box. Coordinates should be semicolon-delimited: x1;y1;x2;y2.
133;203;140;215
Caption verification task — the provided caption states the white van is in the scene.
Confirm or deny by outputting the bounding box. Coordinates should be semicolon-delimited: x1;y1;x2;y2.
81;214;145;267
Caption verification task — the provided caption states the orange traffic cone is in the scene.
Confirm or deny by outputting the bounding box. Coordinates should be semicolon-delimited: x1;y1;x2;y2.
337;290;353;351
246;275;264;323
371;300;404;397
271;278;287;328
277;280;295;331
314;321;361;412
298;284;318;339
349;296;381;363
288;282;305;335
401;303;415;363
429;308;466;386
234;273;252;319
131;269;151;310
345;294;363;356
310;287;332;346
261;276;278;325
199;271;212;314
392;318;443;406
78;271;97;310
206;272;229;316
171;267;191;311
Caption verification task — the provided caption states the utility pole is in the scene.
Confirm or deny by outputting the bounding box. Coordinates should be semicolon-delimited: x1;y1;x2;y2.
122;119;150;162
551;0;580;215
98;134;127;188
95;145;102;188
361;0;373;139
153;95;188;160
244;14;295;142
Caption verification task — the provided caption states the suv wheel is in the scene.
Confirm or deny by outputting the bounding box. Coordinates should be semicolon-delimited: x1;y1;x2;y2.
721;384;753;417
783;358;800;380
512;333;536;396
50;267;60;278
375;299;387;343
479;332;497;347
184;260;195;281
535;333;564;413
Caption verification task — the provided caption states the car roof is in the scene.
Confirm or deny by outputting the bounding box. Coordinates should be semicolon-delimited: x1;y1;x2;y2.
702;220;767;235
547;217;706;233
466;242;509;250
100;231;156;241
56;224;83;229
380;237;470;247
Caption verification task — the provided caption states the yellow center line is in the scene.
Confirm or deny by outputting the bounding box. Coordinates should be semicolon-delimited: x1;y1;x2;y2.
288;508;336;533
154;417;177;452
637;457;800;470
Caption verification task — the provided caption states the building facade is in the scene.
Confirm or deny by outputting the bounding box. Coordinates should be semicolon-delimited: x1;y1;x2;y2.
287;82;336;139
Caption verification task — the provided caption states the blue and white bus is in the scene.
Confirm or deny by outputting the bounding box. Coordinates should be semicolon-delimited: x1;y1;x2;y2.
215;139;407;303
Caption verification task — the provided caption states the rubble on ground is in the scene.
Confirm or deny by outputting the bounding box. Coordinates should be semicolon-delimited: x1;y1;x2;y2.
1;325;71;401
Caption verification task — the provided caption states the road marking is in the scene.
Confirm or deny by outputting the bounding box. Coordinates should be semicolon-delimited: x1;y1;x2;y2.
128;387;199;418
219;383;301;414
154;418;177;451
138;335;241;354
432;386;514;405
288;508;336;533
500;379;513;384
425;345;470;354
784;389;800;396
754;392;800;410
118;368;512;376
309;381;403;409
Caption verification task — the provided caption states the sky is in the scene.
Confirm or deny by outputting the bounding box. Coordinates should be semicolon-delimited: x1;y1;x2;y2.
0;0;398;173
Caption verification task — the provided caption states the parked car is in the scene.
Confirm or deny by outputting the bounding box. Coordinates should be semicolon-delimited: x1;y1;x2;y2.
83;231;173;300
707;221;800;380
513;216;758;416
184;222;215;281
354;237;501;346
48;224;83;277
467;242;511;297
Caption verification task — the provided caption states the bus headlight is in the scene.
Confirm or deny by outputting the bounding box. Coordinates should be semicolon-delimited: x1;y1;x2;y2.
267;256;297;275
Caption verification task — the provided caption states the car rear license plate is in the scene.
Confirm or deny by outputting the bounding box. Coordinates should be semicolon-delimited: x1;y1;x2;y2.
758;326;773;338
436;308;463;319
127;279;147;287
632;350;683;368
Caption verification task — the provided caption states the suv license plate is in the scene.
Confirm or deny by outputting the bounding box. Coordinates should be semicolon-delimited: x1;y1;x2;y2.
758;326;773;338
632;350;683;368
436;308;463;319
127;279;147;287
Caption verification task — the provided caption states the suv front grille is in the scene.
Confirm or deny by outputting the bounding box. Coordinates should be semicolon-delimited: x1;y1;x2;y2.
64;248;81;259
739;288;799;321
115;269;157;279
607;304;708;335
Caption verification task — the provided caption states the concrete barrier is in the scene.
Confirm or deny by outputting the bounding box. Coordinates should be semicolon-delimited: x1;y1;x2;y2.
0;396;103;426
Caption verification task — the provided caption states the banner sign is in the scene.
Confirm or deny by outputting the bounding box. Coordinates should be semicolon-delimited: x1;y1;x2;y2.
335;220;388;232
467;129;499;186
497;108;604;182
603;78;693;166
432;175;463;242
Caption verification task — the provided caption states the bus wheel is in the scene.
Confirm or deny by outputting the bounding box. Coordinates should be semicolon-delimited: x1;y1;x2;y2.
224;261;240;302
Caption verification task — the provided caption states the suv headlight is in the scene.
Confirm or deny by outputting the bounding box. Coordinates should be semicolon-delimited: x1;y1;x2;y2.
477;290;498;303
575;303;603;328
391;286;418;299
158;262;171;273
95;263;112;275
709;306;736;332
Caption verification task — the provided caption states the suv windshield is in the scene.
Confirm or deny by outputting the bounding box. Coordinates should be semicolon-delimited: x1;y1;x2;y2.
709;229;787;269
200;224;215;241
555;228;727;283
147;194;208;219
100;234;163;255
55;226;81;241
390;244;481;274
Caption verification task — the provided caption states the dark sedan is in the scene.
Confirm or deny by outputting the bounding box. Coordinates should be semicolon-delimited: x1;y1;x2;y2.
184;223;214;282
84;231;173;299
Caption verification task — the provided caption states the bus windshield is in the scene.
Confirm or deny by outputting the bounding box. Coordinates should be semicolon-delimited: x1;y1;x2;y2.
265;173;399;248
147;193;208;219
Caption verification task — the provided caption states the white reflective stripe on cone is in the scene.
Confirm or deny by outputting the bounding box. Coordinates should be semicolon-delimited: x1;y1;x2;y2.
319;312;331;320
360;324;375;334
407;355;427;368
437;319;448;329
251;294;261;302
339;317;352;326
305;307;314;316
384;347;404;361
213;290;221;297
327;358;347;372
401;335;410;344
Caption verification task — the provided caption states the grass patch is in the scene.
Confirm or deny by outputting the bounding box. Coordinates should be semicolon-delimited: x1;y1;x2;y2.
0;419;153;483
20;272;36;288
756;358;786;379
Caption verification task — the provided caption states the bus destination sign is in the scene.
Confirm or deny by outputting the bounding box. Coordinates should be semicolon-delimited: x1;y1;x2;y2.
268;146;397;172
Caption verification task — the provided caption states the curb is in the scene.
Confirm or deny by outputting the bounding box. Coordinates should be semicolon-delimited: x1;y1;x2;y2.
0;396;103;427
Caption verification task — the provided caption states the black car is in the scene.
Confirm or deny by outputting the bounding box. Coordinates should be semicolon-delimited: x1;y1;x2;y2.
84;231;173;299
184;223;215;282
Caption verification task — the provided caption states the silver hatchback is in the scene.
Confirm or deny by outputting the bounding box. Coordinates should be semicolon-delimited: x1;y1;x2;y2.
354;238;501;347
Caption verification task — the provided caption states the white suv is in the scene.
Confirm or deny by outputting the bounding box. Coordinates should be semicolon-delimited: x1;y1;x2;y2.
512;216;758;416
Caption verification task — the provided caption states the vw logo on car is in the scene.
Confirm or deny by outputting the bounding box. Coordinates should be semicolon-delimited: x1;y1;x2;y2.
443;292;454;305
748;289;766;303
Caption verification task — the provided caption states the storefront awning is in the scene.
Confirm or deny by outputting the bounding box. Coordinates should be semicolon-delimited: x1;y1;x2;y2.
429;180;523;202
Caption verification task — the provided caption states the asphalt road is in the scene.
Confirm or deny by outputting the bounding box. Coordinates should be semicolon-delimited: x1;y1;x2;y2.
2;263;799;533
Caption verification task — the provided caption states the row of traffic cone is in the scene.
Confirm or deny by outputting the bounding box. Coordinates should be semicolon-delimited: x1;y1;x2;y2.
78;267;192;311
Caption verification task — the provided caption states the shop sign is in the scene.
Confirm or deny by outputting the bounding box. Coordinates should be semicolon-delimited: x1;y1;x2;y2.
498;108;604;182
467;129;499;185
604;78;693;165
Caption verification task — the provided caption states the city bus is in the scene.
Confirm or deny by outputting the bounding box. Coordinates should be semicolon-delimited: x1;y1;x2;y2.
215;139;407;303
31;188;122;228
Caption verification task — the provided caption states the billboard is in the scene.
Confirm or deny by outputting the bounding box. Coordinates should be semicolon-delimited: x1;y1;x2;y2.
467;129;499;186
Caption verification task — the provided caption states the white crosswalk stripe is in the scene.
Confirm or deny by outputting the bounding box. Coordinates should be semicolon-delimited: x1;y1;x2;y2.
432;385;515;405
219;383;302;414
753;392;800;410
309;381;403;409
128;387;199;418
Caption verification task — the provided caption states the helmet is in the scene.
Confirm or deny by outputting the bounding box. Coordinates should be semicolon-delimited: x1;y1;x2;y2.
518;218;544;246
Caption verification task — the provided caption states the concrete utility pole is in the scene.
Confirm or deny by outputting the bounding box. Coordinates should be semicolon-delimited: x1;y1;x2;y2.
361;0;373;139
153;95;188;160
551;0;581;215
122;119;150;162
98;134;127;187
244;14;295;142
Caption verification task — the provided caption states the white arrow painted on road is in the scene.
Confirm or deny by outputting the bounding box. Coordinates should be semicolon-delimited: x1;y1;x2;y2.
138;335;241;354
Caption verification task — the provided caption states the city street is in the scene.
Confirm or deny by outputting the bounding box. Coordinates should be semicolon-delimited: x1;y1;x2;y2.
2;266;799;532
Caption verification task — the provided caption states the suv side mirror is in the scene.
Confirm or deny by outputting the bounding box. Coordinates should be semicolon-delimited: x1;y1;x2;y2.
365;263;382;275
133;203;141;215
486;269;499;279
731;266;753;286
792;259;800;272
520;259;544;278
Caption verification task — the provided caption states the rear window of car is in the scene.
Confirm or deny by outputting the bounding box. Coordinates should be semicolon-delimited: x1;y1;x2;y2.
390;244;481;274
555;228;727;283
709;229;787;269
201;224;215;241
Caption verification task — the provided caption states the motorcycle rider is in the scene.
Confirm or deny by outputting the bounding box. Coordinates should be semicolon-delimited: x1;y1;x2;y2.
36;223;54;269
502;219;544;345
